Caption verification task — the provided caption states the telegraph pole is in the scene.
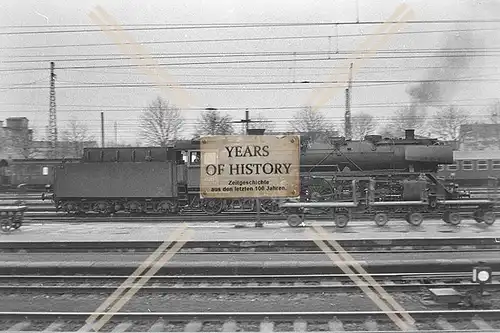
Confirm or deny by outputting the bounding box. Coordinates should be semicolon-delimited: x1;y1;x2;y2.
48;62;57;157
232;109;272;135
101;112;105;148
345;63;353;140
114;121;118;145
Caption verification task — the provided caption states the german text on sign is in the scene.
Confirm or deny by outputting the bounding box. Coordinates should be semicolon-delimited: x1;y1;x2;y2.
200;135;300;198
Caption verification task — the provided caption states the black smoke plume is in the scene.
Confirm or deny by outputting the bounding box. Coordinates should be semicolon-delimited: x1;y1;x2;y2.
406;27;481;113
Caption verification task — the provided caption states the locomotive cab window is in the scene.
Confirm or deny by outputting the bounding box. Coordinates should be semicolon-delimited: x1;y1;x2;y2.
42;167;49;176
462;160;473;171
493;160;500;170
190;151;200;165
477;160;488;171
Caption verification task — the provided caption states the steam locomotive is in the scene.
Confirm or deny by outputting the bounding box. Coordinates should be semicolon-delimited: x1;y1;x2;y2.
40;129;496;227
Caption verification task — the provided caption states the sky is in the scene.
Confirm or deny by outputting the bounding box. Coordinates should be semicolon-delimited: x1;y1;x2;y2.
1;0;500;144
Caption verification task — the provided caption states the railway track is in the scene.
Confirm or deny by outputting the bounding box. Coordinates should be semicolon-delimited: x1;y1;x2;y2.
1;238;500;253
18;210;500;224
2;186;500;222
1;271;499;294
1;310;500;332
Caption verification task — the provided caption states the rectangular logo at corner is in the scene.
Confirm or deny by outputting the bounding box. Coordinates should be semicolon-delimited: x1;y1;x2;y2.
200;135;300;198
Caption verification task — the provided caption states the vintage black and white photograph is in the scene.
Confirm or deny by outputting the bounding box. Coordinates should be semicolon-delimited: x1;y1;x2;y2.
1;1;500;332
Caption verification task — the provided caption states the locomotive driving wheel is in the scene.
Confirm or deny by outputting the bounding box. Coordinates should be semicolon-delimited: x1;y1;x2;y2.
156;201;176;215
62;201;80;214
93;201;111;215
303;177;334;215
260;199;286;215
201;199;223;215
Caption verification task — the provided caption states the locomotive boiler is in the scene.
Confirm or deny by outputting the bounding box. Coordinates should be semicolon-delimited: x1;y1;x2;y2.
299;129;453;173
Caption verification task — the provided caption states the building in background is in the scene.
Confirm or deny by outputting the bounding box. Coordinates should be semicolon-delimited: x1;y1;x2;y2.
459;123;500;151
0;117;97;160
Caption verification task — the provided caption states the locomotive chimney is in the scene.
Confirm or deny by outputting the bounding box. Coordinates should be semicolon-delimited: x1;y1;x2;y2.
247;128;265;135
405;129;415;140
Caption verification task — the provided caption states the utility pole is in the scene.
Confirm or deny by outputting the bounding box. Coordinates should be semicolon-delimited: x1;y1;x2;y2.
48;62;57;157
101;112;105;148
345;63;353;140
114;121;117;145
232;109;272;135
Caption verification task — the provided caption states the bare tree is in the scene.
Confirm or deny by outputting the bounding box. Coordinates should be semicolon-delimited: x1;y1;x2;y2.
486;100;500;124
196;109;234;136
390;106;427;136
430;106;470;141
351;112;378;140
10;128;41;159
289;106;330;132
61;117;96;158
140;97;184;146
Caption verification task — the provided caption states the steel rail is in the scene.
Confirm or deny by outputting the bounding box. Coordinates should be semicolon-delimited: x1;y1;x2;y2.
0;281;498;294
1;271;497;294
1;271;493;279
1;309;500;320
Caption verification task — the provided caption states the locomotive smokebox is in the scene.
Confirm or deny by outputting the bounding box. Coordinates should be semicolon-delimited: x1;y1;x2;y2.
405;129;415;140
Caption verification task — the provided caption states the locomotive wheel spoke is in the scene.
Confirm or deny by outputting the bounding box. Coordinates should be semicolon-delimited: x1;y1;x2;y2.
201;199;223;215
304;178;334;215
260;199;285;215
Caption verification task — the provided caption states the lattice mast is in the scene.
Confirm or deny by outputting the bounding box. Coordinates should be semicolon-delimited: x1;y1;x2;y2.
49;62;57;155
344;63;353;140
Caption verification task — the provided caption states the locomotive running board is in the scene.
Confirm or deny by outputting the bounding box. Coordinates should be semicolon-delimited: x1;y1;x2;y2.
437;199;492;205
280;202;359;208
370;201;427;206
0;206;28;212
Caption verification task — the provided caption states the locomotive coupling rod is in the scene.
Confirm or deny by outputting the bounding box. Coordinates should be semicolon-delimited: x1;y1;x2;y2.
280;202;358;208
370;201;427;206
0;206;28;212
437;199;492;205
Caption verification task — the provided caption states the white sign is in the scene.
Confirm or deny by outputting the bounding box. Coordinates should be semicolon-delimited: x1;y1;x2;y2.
200;135;300;198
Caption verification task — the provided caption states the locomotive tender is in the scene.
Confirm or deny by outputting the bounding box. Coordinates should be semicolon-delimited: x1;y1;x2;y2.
41;129;497;227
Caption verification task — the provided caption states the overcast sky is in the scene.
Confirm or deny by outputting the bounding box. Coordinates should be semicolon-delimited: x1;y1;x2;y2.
1;0;500;144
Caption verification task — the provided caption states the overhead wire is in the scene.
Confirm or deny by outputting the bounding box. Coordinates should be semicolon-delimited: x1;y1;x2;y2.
1;18;500;35
3;48;500;64
1;26;499;50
